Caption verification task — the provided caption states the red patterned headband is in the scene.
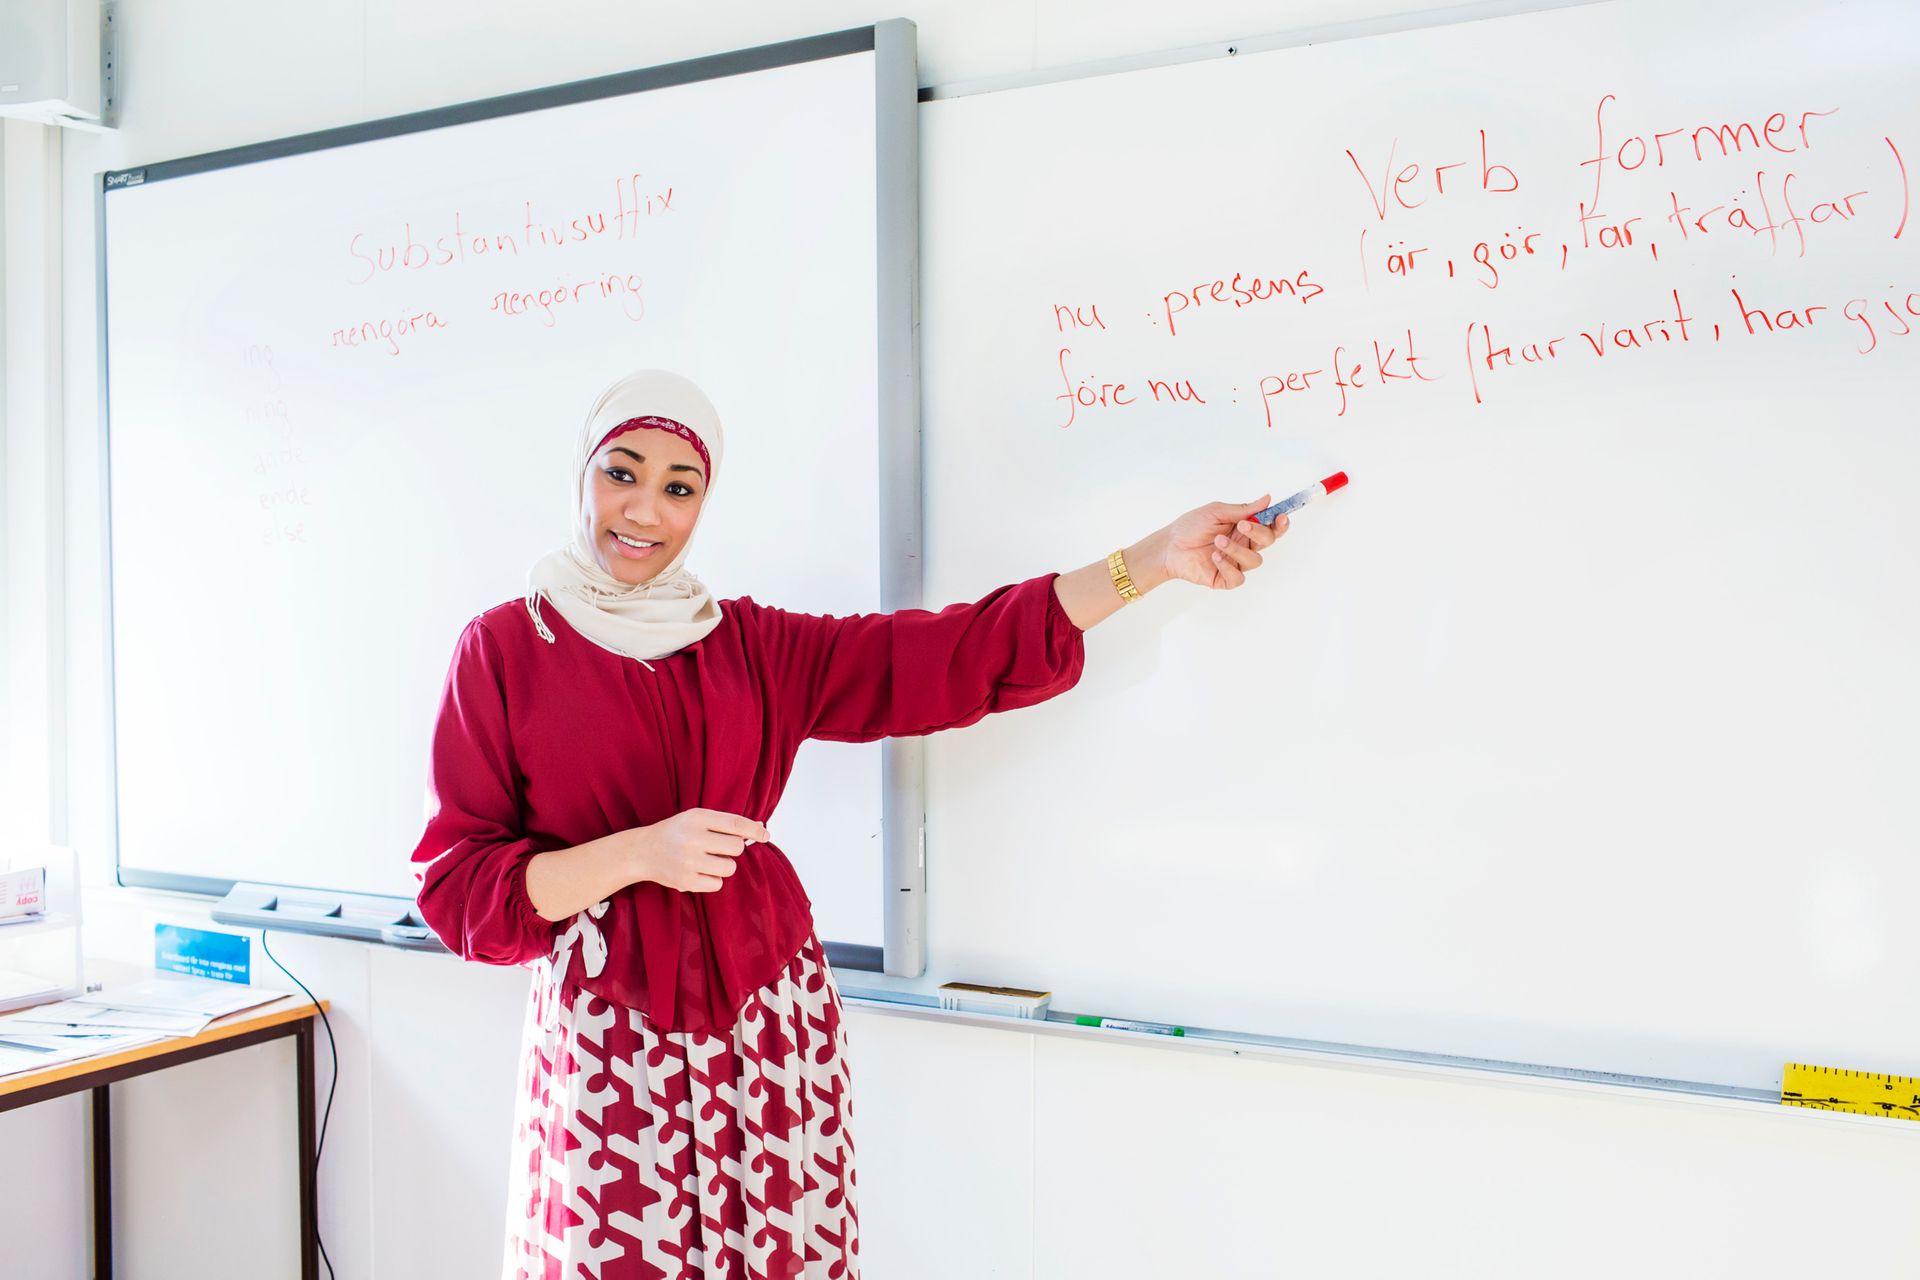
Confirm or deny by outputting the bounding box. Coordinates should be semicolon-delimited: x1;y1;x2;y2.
593;415;712;481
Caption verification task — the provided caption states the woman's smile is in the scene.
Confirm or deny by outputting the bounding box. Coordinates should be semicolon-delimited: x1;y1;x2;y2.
609;530;663;559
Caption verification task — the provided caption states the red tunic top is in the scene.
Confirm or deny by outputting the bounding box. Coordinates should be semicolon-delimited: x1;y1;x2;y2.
411;573;1086;1033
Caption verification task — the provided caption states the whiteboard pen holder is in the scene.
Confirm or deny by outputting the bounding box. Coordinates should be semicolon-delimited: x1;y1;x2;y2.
212;883;446;951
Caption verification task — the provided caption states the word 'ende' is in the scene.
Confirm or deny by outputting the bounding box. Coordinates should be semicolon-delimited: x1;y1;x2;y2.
345;176;674;284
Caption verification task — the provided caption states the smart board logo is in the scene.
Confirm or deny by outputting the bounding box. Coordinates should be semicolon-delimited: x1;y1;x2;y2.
105;170;146;188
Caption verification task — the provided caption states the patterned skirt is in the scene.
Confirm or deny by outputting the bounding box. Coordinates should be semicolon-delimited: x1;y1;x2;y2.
505;932;860;1280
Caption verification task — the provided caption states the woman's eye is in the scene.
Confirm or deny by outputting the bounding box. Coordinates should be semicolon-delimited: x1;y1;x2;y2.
667;482;695;497
605;467;633;484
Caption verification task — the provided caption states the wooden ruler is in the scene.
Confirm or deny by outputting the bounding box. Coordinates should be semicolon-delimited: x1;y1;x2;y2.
1780;1063;1920;1121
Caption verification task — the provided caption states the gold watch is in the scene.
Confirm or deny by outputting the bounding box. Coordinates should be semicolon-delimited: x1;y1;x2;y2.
1107;548;1142;603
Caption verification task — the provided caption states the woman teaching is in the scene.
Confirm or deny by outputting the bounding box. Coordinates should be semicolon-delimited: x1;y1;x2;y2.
410;369;1286;1280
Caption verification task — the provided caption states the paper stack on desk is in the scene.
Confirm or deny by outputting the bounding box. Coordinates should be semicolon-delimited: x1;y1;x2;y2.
0;975;289;1079
72;973;286;1020
0;1010;169;1078
5;998;216;1037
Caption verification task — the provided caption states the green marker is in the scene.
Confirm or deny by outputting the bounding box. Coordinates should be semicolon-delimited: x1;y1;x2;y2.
1074;1015;1185;1037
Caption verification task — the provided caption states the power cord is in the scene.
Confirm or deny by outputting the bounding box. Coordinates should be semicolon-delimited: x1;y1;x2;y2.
259;931;338;1280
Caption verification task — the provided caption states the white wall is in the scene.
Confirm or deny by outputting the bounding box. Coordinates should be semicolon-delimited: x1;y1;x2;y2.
4;1;1917;1277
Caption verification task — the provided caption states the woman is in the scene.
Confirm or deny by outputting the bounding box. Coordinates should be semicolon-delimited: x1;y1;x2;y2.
411;369;1286;1280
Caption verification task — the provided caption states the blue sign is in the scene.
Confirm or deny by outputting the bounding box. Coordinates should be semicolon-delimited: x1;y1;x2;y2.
155;924;251;984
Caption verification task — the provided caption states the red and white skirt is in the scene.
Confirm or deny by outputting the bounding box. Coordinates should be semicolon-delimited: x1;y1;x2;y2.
504;932;860;1280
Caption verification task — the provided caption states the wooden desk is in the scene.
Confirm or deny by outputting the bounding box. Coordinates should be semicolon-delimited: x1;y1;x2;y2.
0;980;329;1280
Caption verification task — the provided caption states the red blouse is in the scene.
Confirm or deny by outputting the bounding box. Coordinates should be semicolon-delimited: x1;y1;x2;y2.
411;573;1086;1033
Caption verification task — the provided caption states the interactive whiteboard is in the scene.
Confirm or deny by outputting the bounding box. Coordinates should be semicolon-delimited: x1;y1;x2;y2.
101;27;920;965
915;0;1918;1089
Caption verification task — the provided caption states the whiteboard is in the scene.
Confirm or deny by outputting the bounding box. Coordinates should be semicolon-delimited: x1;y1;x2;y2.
916;0;1918;1089
100;29;918;960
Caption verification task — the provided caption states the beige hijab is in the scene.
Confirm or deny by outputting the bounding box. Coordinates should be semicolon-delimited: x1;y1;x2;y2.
524;370;725;664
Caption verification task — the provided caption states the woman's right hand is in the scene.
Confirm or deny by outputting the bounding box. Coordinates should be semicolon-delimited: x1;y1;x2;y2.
635;808;771;893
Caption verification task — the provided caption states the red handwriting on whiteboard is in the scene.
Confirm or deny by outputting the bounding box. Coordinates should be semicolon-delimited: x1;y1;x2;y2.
1661;172;1869;258
1735;284;1920;353
241;344;281;392
1256;368;1325;428
1055;346;1134;426
251;438;305;476
1363;227;1600;292
1053;348;1208;428
1345;131;1520;221
489;272;646;327
1156;271;1324;337
1329;331;1440;417
1579;95;1841;208
1733;288;1829;334
345;176;676;284
238;343;315;548
1253;330;1437;423
330;310;448;356
1464;290;1699;405
258;481;315;512
1842;286;1920;353
1054;303;1107;332
242;399;289;429
1890;138;1911;238
1469;230;1546;288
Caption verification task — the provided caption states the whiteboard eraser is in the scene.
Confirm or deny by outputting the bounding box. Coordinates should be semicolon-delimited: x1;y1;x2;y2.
938;981;1052;1019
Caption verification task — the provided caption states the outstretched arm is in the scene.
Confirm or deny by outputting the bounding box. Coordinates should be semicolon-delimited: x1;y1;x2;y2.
1052;495;1287;629
743;495;1289;747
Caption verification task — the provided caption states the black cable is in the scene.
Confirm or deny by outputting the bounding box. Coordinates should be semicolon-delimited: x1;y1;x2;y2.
259;931;338;1280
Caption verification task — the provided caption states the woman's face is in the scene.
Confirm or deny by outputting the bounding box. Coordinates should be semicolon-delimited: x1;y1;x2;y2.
583;427;709;586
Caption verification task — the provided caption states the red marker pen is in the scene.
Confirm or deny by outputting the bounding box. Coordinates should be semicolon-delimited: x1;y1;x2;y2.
1251;472;1349;526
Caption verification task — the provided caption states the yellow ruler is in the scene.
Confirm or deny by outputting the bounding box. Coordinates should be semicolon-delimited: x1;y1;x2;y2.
1780;1063;1920;1122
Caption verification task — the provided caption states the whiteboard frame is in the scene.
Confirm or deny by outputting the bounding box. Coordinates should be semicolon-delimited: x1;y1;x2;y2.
93;22;925;976
919;0;1608;101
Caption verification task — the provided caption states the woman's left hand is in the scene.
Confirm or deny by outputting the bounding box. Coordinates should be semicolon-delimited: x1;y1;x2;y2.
1157;496;1286;590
